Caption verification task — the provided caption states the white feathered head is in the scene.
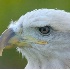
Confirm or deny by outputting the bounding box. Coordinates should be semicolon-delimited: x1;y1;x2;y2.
0;9;70;69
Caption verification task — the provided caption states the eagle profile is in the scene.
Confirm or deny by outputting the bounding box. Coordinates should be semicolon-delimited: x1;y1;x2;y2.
0;9;70;69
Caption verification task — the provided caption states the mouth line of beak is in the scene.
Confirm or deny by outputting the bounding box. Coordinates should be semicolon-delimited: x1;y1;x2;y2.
23;35;48;45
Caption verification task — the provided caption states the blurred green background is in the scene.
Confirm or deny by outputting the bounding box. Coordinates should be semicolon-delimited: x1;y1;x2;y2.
0;0;70;69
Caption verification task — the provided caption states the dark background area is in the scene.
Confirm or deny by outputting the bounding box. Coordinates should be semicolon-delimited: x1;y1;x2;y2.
0;0;70;69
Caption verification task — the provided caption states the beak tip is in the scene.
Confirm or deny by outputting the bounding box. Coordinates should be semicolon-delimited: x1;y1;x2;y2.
0;49;3;56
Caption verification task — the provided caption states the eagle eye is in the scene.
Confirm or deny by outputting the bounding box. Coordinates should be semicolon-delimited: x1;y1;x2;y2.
39;26;50;35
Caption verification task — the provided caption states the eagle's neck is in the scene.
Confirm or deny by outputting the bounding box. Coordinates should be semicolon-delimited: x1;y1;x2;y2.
17;47;67;69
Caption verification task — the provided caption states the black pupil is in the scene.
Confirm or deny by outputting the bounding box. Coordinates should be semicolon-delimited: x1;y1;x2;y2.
43;28;46;31
39;26;50;34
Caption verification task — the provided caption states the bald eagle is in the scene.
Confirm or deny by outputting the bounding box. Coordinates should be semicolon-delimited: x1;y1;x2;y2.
0;9;70;69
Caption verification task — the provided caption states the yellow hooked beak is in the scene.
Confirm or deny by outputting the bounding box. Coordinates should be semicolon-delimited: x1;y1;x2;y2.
0;28;48;56
0;28;17;56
